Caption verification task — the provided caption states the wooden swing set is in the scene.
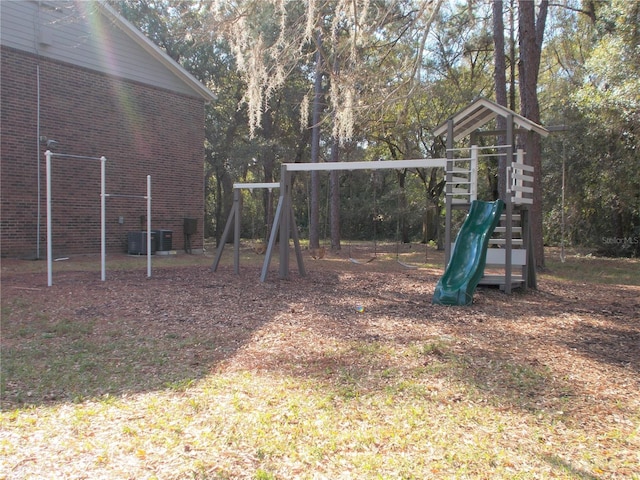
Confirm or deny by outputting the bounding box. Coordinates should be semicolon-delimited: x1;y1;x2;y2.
258;159;450;282
213;98;549;295
211;182;279;275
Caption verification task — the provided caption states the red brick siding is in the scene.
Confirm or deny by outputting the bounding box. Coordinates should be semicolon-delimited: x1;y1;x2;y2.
1;47;205;257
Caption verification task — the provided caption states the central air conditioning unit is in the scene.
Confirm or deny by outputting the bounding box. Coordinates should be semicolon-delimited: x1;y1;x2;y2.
127;231;157;255
153;229;173;251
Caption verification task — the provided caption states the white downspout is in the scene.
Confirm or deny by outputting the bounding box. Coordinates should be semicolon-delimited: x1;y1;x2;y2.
37;64;42;259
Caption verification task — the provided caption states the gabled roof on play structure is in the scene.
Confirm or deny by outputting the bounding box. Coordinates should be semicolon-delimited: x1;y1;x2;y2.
433;97;549;142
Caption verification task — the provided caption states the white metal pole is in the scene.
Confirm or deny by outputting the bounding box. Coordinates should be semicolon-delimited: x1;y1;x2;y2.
36;65;41;260
101;157;107;281
45;150;53;286
147;175;151;278
561;147;566;263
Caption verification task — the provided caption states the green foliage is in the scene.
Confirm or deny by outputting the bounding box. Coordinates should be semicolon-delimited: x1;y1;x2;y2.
541;0;639;257
115;0;638;255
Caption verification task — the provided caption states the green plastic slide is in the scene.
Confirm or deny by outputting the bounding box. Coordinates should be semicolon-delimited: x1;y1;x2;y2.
432;200;504;306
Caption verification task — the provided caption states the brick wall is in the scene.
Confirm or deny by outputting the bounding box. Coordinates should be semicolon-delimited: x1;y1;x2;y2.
1;47;205;258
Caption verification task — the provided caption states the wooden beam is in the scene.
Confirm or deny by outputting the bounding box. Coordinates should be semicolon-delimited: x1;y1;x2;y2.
233;182;280;190
211;189;240;273
284;158;447;172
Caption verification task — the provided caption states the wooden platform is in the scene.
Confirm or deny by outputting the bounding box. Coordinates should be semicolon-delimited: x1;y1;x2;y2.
479;274;526;290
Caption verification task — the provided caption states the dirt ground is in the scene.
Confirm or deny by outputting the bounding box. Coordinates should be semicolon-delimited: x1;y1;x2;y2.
2;245;639;417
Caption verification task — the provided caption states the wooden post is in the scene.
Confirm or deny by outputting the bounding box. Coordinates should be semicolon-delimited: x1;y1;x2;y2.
444;119;454;266
504;114;514;294
211;188;240;273
279;166;291;279
261;194;284;282
290;202;306;277
523;209;537;289
233;189;241;274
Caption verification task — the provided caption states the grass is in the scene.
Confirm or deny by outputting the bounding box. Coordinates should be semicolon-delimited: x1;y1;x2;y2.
1;246;639;478
3;358;636;478
544;248;640;286
0;303;209;405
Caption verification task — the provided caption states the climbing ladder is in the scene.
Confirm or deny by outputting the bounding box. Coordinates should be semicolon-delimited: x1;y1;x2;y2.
481;149;536;291
446;145;478;205
444;146;536;293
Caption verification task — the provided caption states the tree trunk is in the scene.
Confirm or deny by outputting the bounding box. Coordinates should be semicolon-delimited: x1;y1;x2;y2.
509;0;517;111
309;35;323;250
397;170;410;243
209;86;246;246
416;168;444;246
203;165;215;239
328;49;341;251
493;0;509;200
261;109;276;242
213;168;222;244
518;0;549;268
329;140;341;250
219;167;234;245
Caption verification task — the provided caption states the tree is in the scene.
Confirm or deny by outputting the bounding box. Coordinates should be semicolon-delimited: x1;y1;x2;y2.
203;1;450;245
309;33;324;250
541;0;639;257
518;0;549;268
114;0;239;241
492;0;508;200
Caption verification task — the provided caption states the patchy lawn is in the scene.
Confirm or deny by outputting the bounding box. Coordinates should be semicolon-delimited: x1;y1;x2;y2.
1;246;639;479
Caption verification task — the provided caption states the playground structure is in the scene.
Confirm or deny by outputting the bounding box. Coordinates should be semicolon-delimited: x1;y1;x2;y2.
212;182;280;274
259;159;447;283
45;150;152;286
214;98;549;300
434;97;549;296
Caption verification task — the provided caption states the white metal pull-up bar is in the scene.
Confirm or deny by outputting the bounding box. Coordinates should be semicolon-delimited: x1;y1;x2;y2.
103;175;152;281
45;150;151;286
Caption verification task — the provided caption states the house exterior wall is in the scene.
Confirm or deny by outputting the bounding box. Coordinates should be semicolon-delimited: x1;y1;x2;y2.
0;0;199;97
1;47;205;258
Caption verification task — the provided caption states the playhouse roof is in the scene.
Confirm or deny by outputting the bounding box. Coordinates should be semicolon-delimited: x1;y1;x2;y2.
433;97;549;142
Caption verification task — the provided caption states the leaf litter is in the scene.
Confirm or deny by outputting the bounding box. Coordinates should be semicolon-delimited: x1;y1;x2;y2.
1;249;639;478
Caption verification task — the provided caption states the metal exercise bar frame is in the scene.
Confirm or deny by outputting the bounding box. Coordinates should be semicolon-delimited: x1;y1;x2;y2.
45;150;106;286
103;177;152;281
46;153;104;161
45;150;151;286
